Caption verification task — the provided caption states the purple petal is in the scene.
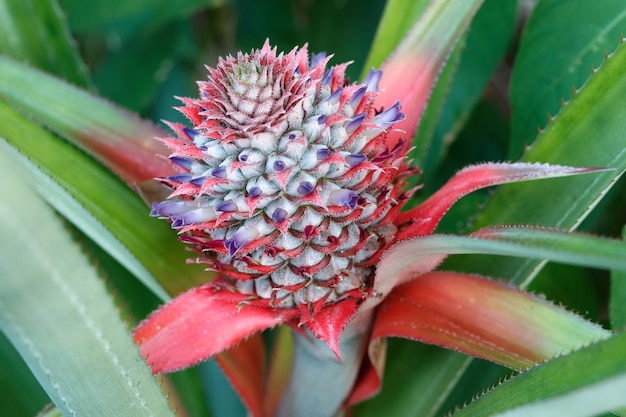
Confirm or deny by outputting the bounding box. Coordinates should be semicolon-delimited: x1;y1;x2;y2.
168;173;193;183
324;88;343;105
224;226;260;256
248;186;262;197
211;166;227;179
318;114;327;125
310;52;327;67
298;181;314;195
316;148;331;161
348;86;366;109
273;160;286;172
363;69;382;92
171;207;217;228
322;67;334;86
345;113;366;134
151;200;194;217
190;177;206;186
272;208;288;222
169;157;192;170
183;127;199;138
345;154;366;167
217;200;238;212
328;189;359;209
372;101;405;129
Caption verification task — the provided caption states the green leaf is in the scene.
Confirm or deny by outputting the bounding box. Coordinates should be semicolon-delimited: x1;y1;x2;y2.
447;39;626;287
361;0;431;72
424;0;516;180
0;154;175;417
610;226;626;331
0;56;175;187
509;0;626;158
0;0;90;87
0;332;50;417
451;332;626;417
0;102;207;299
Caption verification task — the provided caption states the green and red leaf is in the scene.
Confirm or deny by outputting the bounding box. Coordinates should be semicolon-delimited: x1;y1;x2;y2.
373;271;609;370
134;284;298;374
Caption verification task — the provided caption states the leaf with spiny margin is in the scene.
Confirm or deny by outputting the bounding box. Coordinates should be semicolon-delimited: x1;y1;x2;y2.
0;153;175;417
0;101;207;299
354;341;472;417
446;39;626;287
373;271;609;370
450;332;626;417
421;0;516;184
0;0;90;88
0;56;176;188
364;226;626;313
509;0;626;159
0;332;50;417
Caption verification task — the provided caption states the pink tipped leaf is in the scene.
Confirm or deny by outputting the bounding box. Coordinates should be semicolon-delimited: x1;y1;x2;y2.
0;56;178;192
133;283;298;373
395;163;606;241
304;297;360;360
372;0;485;153
372;271;610;370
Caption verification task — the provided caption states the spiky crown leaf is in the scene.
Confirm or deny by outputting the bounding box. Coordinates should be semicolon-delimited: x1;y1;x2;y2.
151;41;413;311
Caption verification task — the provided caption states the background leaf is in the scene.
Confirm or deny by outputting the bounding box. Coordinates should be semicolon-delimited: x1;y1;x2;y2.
0;153;175;417
446;38;626;287
0;332;50;417
509;0;626;158
0;0;90;87
610;226;626;331
421;0;516;186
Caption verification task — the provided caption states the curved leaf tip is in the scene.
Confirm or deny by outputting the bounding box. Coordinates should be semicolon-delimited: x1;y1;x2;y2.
372;271;610;370
134;284;297;374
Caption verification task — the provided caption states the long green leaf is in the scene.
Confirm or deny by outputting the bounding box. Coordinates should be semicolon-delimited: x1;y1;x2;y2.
448;39;626;287
509;0;626;158
451;332;626;417
0;154;175;417
0;102;207;299
0;0;90;87
0;56;175;187
423;0;516;182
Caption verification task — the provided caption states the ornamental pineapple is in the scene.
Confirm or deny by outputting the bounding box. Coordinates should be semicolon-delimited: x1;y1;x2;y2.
151;41;414;312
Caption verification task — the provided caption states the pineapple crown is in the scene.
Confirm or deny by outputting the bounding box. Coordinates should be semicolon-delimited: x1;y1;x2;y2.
151;40;414;313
